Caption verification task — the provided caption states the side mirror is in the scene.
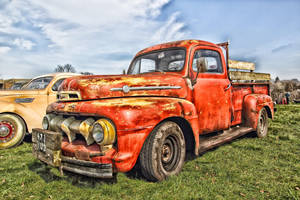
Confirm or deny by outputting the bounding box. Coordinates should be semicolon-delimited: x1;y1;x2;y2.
123;69;126;75
192;57;208;85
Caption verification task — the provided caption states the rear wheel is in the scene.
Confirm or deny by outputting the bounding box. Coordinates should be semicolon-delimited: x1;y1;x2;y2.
256;108;268;138
0;114;26;149
139;121;186;181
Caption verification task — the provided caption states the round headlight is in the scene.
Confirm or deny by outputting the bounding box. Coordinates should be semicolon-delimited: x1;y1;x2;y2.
92;123;104;143
42;116;49;130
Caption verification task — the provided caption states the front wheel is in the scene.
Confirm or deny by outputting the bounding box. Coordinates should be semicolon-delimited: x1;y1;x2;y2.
0;114;26;149
256;108;268;138
139;121;186;181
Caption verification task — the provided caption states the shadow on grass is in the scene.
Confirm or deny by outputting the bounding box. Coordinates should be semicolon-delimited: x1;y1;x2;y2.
27;161;117;186
125;159;146;181
23;134;32;143
28;161;62;183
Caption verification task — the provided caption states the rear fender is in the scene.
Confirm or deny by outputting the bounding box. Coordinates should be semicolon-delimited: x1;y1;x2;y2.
242;94;274;129
0;101;37;132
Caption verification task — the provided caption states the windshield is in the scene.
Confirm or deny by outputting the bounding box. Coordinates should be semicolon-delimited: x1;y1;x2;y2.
23;76;53;90
128;49;186;74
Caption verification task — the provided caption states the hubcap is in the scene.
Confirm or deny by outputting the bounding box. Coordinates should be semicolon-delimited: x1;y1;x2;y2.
0;122;14;143
0;125;10;137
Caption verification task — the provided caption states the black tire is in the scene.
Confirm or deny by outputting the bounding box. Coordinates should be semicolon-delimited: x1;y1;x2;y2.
256;108;268;138
0;114;26;149
139;121;186;181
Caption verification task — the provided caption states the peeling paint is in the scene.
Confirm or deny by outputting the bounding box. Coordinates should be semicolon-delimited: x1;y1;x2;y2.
42;39;273;176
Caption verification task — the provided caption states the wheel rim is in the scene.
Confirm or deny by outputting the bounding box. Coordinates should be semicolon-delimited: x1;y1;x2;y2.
259;111;266;134
161;135;180;172
0;121;15;143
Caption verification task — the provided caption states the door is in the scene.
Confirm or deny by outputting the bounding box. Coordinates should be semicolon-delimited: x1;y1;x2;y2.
191;47;231;133
20;76;53;131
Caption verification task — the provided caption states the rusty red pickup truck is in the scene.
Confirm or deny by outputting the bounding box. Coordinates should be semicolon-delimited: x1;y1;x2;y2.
32;40;274;181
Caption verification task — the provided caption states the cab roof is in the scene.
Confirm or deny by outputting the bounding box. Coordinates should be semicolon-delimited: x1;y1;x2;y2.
33;72;80;80
136;40;218;57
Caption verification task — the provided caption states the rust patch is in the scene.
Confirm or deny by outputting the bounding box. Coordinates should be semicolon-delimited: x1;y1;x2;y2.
75;150;91;161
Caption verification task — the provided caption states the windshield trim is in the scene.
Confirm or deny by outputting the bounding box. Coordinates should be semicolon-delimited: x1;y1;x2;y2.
22;76;54;90
127;47;187;75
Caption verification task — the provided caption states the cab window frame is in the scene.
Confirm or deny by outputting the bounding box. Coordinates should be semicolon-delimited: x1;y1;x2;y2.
192;49;223;74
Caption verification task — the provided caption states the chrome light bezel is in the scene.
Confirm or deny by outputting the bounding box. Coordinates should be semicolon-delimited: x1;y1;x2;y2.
92;123;104;143
42;114;56;130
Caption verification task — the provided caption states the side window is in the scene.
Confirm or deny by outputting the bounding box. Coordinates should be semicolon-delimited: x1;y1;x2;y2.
192;49;223;73
131;59;140;75
140;58;156;73
130;58;156;74
52;78;65;91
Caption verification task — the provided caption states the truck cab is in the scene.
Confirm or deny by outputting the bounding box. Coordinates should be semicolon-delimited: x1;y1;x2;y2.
32;40;274;181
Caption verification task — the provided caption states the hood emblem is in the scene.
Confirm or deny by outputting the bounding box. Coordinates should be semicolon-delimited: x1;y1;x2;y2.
110;85;181;93
122;85;130;93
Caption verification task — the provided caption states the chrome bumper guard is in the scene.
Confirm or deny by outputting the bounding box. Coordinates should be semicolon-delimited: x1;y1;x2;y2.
61;156;113;178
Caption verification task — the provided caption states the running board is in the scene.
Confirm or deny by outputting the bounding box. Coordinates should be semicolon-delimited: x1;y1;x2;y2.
198;126;254;153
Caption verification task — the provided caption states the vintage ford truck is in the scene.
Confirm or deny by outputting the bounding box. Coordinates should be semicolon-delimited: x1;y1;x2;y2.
0;73;78;149
32;40;274;181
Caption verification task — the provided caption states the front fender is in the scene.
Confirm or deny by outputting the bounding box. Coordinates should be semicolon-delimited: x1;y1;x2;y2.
49;97;199;172
242;94;274;129
112;98;200;172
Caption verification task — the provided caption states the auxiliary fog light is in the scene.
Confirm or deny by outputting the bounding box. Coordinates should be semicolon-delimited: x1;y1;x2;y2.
91;119;116;145
42;114;55;130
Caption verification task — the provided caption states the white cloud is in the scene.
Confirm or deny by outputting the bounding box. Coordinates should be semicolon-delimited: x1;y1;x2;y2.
0;46;11;54
13;38;36;50
0;0;188;78
152;12;188;42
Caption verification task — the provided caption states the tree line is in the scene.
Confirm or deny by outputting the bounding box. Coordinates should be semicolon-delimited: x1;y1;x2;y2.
54;64;93;75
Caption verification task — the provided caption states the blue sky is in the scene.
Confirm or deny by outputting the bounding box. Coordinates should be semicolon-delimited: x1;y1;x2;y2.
0;0;299;79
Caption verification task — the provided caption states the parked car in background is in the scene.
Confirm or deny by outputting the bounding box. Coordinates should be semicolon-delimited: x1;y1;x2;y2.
0;73;79;149
10;81;29;90
0;78;31;90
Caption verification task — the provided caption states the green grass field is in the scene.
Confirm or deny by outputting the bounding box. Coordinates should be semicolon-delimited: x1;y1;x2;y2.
1;105;299;200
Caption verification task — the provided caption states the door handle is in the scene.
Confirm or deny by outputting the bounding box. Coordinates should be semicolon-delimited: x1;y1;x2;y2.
224;83;231;91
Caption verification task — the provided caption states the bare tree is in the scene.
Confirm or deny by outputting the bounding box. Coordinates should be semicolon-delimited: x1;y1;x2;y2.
54;64;76;73
63;64;76;73
55;65;64;72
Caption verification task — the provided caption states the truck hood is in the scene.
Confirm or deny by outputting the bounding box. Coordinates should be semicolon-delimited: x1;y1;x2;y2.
59;73;188;100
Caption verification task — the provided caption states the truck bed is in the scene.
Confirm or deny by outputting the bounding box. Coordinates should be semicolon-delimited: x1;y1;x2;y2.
231;82;269;126
228;60;270;126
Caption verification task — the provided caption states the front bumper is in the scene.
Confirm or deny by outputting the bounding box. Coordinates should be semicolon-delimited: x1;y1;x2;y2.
32;128;114;179
61;156;113;178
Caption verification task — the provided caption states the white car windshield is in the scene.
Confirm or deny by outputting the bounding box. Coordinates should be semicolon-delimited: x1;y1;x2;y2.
23;76;53;90
128;49;185;74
